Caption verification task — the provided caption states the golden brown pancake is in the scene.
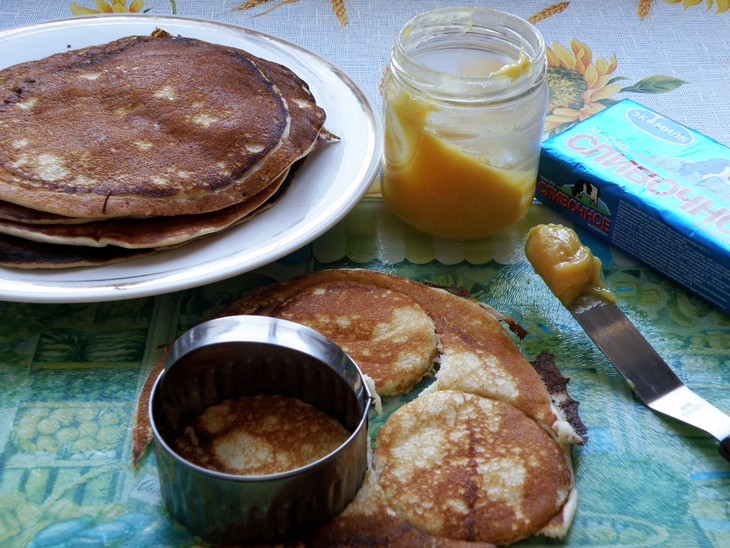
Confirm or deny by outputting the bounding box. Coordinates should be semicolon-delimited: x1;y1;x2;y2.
0;168;290;248
425;315;583;446
0;34;325;219
172;394;350;476
0;165;296;268
300;468;498;548
273;281;438;396
374;390;574;546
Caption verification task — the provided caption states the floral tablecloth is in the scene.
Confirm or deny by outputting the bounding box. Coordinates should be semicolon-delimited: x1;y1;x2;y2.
0;1;729;547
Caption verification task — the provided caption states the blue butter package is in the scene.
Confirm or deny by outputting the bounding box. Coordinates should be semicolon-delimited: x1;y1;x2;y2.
536;99;730;315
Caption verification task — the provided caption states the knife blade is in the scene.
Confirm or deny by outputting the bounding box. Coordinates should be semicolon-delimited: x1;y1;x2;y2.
570;293;730;462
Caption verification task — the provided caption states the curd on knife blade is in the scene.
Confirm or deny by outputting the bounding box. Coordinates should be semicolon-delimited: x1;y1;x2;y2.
525;223;616;307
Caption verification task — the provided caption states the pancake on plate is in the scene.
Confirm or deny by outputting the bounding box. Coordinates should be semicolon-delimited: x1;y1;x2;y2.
0;30;330;267
0;167;295;268
0;232;159;269
131;269;586;546
0;167;291;249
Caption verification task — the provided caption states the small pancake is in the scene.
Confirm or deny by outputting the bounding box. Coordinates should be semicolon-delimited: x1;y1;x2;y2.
374;390;574;546
273;281;438;396
0;34;325;218
172;394;350;476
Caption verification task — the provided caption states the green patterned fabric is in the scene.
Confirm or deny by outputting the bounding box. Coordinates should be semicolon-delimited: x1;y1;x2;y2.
1;202;729;546
1;1;730;546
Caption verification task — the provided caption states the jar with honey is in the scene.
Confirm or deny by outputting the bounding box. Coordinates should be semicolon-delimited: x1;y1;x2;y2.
381;7;548;240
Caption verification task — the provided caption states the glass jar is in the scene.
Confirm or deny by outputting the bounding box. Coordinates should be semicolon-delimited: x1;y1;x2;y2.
381;7;548;240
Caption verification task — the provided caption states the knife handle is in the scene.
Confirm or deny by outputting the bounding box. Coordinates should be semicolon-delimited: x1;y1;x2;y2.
719;437;730;462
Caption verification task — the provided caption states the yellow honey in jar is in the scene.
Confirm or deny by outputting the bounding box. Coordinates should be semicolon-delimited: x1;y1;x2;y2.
381;8;548;240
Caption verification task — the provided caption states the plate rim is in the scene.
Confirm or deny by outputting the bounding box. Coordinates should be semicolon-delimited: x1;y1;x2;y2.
0;14;382;303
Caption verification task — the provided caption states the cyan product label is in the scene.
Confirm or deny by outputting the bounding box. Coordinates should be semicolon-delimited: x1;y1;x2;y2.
536;99;730;315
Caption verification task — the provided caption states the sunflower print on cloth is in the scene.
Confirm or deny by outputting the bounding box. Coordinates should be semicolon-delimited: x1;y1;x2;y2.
665;0;730;13
70;0;146;13
544;39;686;136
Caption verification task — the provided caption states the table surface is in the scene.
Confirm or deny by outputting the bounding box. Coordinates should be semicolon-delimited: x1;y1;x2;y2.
1;1;729;547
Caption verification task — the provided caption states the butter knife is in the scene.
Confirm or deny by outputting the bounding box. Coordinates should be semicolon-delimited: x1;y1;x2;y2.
570;293;730;462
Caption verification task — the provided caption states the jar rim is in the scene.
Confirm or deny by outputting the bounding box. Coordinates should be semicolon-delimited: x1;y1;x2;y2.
391;6;546;101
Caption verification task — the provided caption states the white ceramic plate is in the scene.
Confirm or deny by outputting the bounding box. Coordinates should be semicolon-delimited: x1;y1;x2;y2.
0;15;381;303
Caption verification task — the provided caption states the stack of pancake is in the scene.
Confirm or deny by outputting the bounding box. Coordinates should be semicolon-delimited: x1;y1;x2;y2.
132;269;588;546
0;30;328;268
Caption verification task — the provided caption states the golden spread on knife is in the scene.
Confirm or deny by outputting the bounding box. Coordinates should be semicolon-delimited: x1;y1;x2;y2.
131;269;587;546
0;30;329;268
525;223;616;307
